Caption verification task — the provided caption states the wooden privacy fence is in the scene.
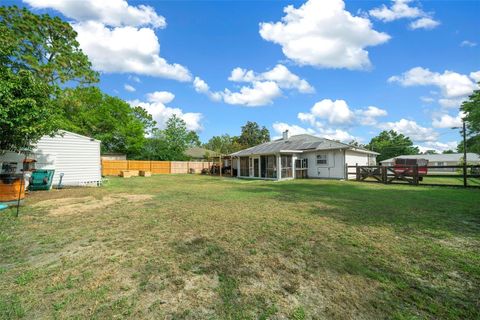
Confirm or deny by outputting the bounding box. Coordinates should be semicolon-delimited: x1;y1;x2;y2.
346;164;480;188
101;160;212;176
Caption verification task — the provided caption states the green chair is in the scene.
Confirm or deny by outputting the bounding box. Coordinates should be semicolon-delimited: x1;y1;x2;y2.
29;170;55;191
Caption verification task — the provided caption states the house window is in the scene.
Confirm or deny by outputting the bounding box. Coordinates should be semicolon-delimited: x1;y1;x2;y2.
316;154;328;165
436;162;445;166
295;158;308;169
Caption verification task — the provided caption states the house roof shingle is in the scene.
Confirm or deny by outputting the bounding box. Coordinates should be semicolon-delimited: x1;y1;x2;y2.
230;134;378;156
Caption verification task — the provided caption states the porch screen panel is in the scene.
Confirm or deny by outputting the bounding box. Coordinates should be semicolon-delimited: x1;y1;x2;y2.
240;157;249;177
281;155;292;178
266;155;276;178
261;156;267;178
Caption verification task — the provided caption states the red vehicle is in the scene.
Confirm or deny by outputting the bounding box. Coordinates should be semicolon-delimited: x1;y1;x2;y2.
393;158;429;179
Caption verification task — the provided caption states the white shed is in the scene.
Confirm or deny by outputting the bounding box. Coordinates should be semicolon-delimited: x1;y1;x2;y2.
0;130;101;187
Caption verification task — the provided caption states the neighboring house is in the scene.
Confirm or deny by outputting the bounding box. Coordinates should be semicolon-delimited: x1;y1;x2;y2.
230;131;378;180
101;153;127;161
380;153;480;172
185;147;221;160
0;130;101;186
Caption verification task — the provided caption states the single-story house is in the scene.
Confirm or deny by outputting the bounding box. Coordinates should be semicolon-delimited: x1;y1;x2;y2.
185;147;221;160
0;130;101;186
230;131;378;180
380;153;480;172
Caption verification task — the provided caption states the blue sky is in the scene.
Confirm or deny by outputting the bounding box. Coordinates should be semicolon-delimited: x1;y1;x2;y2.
14;0;480;151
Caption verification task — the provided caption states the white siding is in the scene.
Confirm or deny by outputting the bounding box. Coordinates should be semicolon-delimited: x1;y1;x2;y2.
345;150;373;179
34;132;101;186
303;150;345;179
345;150;371;166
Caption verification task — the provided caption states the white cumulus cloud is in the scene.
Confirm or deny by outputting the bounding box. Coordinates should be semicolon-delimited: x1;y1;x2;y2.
228;64;314;93
259;0;390;70
298;99;387;126
389;67;479;108
195;65;312;106
272;122;316;136
308;99;355;125
379;119;438;142
73;21;191;81
146;91;175;104
355;106;389;125
24;0;166;28
129;91;203;131
222;81;282;107
416;141;458;153
193;77;222;101
432;112;465;128
272;122;357;142
461;40;477;48
369;0;440;30
124;84;136;92
470;71;480;83
25;0;191;81
409;17;440;30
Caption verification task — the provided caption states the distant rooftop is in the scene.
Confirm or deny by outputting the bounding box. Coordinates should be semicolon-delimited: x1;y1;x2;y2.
380;153;480;163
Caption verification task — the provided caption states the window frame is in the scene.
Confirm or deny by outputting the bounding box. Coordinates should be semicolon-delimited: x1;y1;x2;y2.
316;153;328;166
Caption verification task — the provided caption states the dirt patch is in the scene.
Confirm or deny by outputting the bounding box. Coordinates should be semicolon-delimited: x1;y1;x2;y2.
32;193;153;216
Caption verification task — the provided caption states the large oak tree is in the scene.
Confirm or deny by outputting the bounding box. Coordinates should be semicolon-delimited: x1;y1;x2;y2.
366;130;419;162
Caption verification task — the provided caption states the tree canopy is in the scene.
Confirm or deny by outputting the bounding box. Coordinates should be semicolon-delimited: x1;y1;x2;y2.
0;6;98;152
460;84;480;154
140;115;200;161
203;134;243;155
55;87;156;156
0;68;57;151
366;130;419;162
238;121;270;148
0;6;98;87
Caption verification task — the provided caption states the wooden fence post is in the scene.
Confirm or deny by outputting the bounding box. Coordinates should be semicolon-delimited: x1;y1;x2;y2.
413;164;419;185
355;163;360;181
219;156;222;177
344;163;348;180
381;166;387;184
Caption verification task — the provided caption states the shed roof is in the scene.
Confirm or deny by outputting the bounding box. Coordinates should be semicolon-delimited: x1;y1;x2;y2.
380;153;480;163
230;134;379;156
56;130;101;143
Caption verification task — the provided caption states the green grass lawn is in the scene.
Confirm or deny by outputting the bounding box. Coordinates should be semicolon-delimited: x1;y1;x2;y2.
1;175;479;319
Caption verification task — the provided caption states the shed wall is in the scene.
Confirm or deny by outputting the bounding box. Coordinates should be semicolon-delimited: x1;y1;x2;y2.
34;132;101;186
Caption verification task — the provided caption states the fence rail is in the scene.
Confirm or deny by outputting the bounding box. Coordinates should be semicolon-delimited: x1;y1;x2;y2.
102;160;214;176
346;164;480;188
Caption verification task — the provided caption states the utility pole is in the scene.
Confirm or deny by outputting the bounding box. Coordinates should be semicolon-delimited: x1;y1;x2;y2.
462;121;467;188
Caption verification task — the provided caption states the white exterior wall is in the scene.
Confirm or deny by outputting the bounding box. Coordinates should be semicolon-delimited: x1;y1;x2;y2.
345;150;374;179
345;150;371;166
34;132;101;186
0;131;101;186
303;149;345;179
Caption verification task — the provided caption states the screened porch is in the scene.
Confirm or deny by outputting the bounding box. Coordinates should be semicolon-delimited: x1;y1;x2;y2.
236;154;305;180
